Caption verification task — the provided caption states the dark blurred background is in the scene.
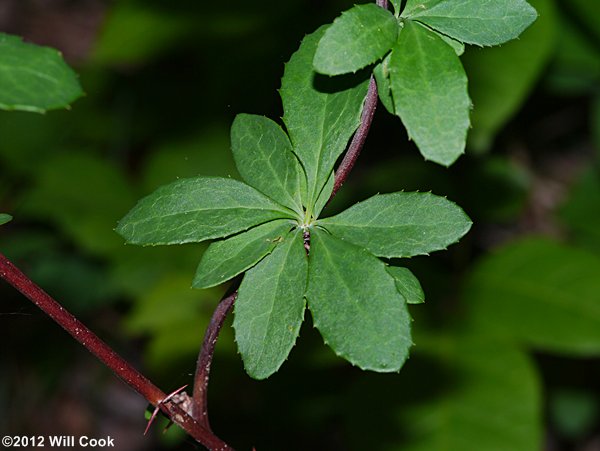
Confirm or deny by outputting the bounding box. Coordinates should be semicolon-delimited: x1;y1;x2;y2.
1;0;599;450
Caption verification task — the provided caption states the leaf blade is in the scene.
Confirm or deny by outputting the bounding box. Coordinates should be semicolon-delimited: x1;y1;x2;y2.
233;229;308;379
320;192;472;258
0;33;83;113
116;177;293;245
231;114;303;213
464;0;556;151
402;0;538;46
193;219;294;289
387;266;425;304
373;53;395;114
307;229;412;372
463;238;600;356
314;4;399;76
281;26;370;211
393;335;542;451
0;214;12;226
389;21;471;166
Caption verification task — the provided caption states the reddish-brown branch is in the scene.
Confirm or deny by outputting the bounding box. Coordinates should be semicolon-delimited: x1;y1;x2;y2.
192;290;237;430
0;252;233;451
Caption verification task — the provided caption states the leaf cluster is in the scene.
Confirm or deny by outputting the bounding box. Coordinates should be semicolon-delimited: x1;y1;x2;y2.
117;25;472;379
314;0;537;165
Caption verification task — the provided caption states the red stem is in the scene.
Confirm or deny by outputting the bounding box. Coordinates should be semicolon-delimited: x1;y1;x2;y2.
0;253;234;451
192;291;237;430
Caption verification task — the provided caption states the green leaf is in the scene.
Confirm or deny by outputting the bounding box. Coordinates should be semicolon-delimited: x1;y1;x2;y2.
387;266;425;304
0;33;82;113
231;114;303;213
116;177;293;246
0;214;12;226
141;127;238;192
126;274;230;371
569;0;600;41
19;153;136;257
549;389;599;440
306;229;412;372
463;238;600;356
402;0;538;46
313;169;334;218
313;4;398;76
390;0;402;16
373;54;395;114
464;0;557;151
389;21;470;166
434;30;465;56
234;229;307;379
193;219;294;289
561;168;600;252
373;27;465;114
281;26;370;212
92;4;194;66
320;192;472;258
393;335;541;451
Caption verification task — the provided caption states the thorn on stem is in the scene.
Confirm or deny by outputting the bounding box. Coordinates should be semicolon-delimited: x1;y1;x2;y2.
144;384;189;436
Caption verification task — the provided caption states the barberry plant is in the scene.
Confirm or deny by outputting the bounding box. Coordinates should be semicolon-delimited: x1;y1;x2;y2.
117;0;536;380
1;0;538;448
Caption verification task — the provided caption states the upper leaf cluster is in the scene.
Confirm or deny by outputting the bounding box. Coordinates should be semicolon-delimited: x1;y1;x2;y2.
313;0;537;166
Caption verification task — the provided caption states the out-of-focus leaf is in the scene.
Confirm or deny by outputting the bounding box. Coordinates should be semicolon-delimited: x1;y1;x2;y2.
314;4;398;76
92;4;194;66
549;389;599;440
560;168;600;252
463;238;600;355
0;111;73;175
388;335;541;451
126;274;231;371
464;0;557;151
389;21;470;166
109;244;201;298
547;18;600;95
0;214;12;226
0;33;82;112
594;96;600;154
463;156;531;222
568;0;600;41
0;232;116;312
141;127;238;192
19;153;136;257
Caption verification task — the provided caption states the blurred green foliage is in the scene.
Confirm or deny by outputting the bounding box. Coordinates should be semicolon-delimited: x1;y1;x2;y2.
1;0;599;450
